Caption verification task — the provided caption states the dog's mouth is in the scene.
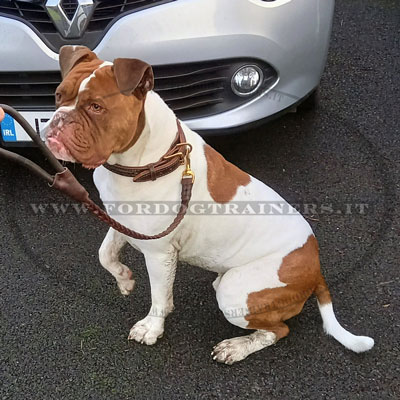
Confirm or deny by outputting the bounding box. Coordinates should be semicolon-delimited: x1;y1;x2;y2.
46;133;76;163
47;133;106;169
43;118;107;169
42;113;76;163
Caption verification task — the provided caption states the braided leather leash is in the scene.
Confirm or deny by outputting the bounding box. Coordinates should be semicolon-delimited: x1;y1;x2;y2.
0;104;194;240
83;178;192;240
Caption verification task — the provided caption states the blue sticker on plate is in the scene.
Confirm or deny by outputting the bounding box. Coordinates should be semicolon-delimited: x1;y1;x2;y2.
1;113;17;142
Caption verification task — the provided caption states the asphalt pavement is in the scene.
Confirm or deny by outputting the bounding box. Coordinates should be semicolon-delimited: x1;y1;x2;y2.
0;1;399;399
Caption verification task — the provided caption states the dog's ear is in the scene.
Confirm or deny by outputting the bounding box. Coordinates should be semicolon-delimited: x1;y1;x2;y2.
112;58;154;99
59;45;98;79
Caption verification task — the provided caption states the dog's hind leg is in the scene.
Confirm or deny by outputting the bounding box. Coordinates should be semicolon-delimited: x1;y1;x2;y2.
213;254;310;364
212;324;288;365
99;228;135;296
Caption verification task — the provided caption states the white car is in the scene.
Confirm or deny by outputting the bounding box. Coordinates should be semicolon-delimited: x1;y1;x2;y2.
0;0;334;145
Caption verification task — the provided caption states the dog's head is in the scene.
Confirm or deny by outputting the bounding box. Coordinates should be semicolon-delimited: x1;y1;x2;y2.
42;45;154;168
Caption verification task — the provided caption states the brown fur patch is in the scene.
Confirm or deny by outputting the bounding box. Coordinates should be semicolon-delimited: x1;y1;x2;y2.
204;144;250;203
54;62;146;166
55;58;104;107
313;277;332;305
245;235;331;334
59;45;98;79
118;105;146;153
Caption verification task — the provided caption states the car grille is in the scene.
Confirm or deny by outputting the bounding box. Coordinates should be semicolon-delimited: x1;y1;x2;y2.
0;0;177;51
0;59;278;121
62;0;79;20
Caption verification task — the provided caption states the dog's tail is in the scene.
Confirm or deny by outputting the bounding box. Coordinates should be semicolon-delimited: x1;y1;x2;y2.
314;278;374;353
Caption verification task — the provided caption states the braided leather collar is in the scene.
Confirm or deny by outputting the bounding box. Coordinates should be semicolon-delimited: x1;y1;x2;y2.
103;119;188;182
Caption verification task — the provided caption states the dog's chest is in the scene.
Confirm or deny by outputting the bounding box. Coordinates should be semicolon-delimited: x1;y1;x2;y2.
93;148;313;274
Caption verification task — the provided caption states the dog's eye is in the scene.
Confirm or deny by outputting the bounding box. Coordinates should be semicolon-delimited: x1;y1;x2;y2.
89;103;103;113
55;92;62;104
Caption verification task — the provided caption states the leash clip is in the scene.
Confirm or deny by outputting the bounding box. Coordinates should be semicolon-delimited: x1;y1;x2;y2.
182;151;195;183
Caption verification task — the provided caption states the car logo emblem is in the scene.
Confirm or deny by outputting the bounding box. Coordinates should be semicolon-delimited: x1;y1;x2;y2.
45;0;95;39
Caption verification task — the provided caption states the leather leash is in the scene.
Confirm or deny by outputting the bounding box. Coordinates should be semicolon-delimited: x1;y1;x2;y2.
0;104;194;240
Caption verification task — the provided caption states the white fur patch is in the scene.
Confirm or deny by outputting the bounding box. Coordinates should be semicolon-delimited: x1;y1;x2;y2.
212;330;277;364
79;61;113;93
318;302;374;352
98;228;135;296
78;75;93;93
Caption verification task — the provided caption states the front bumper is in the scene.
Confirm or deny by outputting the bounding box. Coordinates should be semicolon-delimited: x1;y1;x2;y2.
0;0;334;133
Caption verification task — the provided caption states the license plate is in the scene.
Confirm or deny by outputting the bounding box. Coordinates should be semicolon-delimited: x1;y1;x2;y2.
1;111;54;143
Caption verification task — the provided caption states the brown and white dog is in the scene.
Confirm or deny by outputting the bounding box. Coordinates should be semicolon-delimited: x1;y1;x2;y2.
41;46;374;364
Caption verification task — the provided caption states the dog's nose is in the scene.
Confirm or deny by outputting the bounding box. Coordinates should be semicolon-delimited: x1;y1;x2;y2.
40;111;70;141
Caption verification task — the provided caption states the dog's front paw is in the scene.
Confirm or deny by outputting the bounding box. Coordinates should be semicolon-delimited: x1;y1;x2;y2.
117;278;135;296
128;316;164;345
